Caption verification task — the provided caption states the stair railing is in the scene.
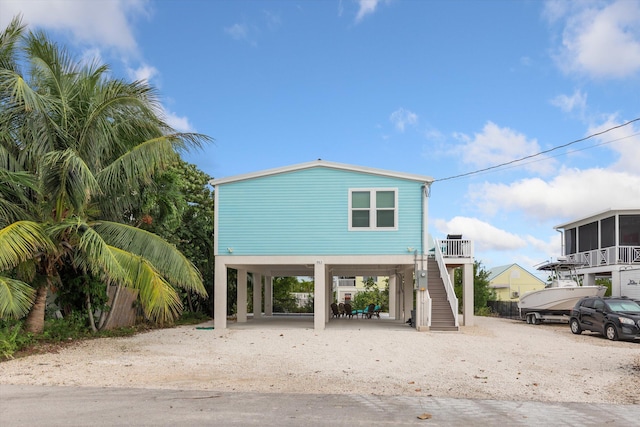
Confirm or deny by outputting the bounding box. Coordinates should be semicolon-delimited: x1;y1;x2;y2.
434;239;460;327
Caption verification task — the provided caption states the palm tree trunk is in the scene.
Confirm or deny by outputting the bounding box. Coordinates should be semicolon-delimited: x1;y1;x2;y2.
98;285;121;330
25;286;47;334
86;293;98;332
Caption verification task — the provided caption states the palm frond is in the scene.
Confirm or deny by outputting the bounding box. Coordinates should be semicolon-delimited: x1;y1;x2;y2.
109;247;182;322
41;148;101;217
0;275;35;319
0;170;37;225
95;136;179;194
93;221;206;296
0;15;26;72
0;221;54;271
70;222;129;286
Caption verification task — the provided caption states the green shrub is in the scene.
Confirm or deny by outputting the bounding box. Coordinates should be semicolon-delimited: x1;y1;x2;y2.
475;306;494;317
176;311;211;325
39;312;90;342
0;321;33;360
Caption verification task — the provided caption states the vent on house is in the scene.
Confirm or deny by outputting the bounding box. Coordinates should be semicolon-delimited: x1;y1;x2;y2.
511;291;519;298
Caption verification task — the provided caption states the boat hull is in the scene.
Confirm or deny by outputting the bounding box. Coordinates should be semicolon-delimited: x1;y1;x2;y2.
518;286;607;315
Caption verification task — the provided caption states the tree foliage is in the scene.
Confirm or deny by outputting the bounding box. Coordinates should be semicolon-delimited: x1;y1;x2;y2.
0;16;212;331
351;277;388;310
454;261;495;315
270;277;314;313
135;160;215;315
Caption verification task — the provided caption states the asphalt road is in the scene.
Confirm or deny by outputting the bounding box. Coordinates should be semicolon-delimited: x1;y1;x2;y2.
1;384;639;426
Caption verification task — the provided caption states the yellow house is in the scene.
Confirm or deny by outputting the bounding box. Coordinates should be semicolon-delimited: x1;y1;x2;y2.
488;264;546;301
333;276;387;304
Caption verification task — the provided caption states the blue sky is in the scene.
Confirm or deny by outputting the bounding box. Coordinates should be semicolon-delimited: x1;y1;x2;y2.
2;0;639;278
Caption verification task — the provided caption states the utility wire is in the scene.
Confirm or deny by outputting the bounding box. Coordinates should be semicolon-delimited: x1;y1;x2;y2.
467;131;640;178
434;117;640;182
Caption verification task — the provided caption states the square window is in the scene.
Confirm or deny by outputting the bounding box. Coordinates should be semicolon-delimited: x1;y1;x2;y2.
349;188;397;230
352;211;370;227
376;210;394;227
376;191;394;208
352;191;370;208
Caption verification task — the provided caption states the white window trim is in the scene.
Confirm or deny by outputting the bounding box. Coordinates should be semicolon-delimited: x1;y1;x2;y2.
348;188;398;231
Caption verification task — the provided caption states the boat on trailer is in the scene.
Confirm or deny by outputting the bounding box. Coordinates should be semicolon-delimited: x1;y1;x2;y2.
518;258;607;324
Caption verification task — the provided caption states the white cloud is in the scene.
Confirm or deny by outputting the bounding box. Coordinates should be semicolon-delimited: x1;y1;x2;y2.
127;64;158;84
263;10;282;31
471;167;640;221
550;89;587;114
164;111;194;133
389;108;417;132
525;234;561;260
0;0;149;53
433;216;527;252
354;0;393;23
520;56;532;66
548;0;640;78
225;23;249;41
453;121;555;175
587;117;640;174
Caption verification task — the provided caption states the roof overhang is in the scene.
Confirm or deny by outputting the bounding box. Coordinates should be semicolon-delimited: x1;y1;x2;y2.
209;159;434;186
554;208;640;230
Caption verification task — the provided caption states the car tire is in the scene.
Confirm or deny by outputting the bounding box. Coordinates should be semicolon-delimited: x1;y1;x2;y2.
569;318;582;335
605;324;618;341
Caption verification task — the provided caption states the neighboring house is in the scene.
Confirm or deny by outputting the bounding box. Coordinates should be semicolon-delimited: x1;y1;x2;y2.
555;208;640;299
210;160;475;331
487;264;546;301
333;275;387;305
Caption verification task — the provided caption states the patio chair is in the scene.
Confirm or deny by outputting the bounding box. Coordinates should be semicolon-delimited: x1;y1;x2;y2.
344;303;356;318
338;303;345;317
330;302;340;318
363;303;376;319
373;305;381;318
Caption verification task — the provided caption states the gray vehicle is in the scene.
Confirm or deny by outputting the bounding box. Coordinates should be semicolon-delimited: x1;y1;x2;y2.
569;297;640;341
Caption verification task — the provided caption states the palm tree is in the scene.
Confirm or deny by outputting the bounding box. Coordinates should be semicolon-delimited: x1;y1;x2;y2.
0;16;211;333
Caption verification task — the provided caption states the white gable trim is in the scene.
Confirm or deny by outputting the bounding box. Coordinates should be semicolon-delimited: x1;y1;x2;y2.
209;159;434;186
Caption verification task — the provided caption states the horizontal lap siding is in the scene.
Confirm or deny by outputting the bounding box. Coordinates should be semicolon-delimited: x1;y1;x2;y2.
217;168;424;255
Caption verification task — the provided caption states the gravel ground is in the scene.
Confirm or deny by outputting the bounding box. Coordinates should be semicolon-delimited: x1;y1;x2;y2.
1;316;638;404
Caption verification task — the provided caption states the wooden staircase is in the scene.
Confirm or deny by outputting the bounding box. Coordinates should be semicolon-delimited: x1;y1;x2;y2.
427;258;458;331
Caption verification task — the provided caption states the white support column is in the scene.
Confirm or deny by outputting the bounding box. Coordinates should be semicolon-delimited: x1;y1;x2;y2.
416;288;427;331
214;258;228;330
265;276;273;316
611;270;622;297
253;273;262;318
314;261;326;330
403;268;414;323
463;263;474;326
583;273;596;287
397;273;403;319
325;270;332;324
388;274;397;319
237;269;247;323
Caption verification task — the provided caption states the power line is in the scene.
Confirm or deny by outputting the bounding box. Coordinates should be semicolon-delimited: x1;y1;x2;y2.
434;117;640;182
467;131;640;178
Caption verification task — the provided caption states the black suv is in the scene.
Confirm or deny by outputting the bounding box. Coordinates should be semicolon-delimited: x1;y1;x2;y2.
569;297;640;341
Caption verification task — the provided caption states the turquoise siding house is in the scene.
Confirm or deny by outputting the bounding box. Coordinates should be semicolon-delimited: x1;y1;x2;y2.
211;160;474;331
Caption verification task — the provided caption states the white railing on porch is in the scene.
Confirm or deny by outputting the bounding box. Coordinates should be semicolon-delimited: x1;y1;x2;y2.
565;246;640;267
434;239;460;327
439;239;474;258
